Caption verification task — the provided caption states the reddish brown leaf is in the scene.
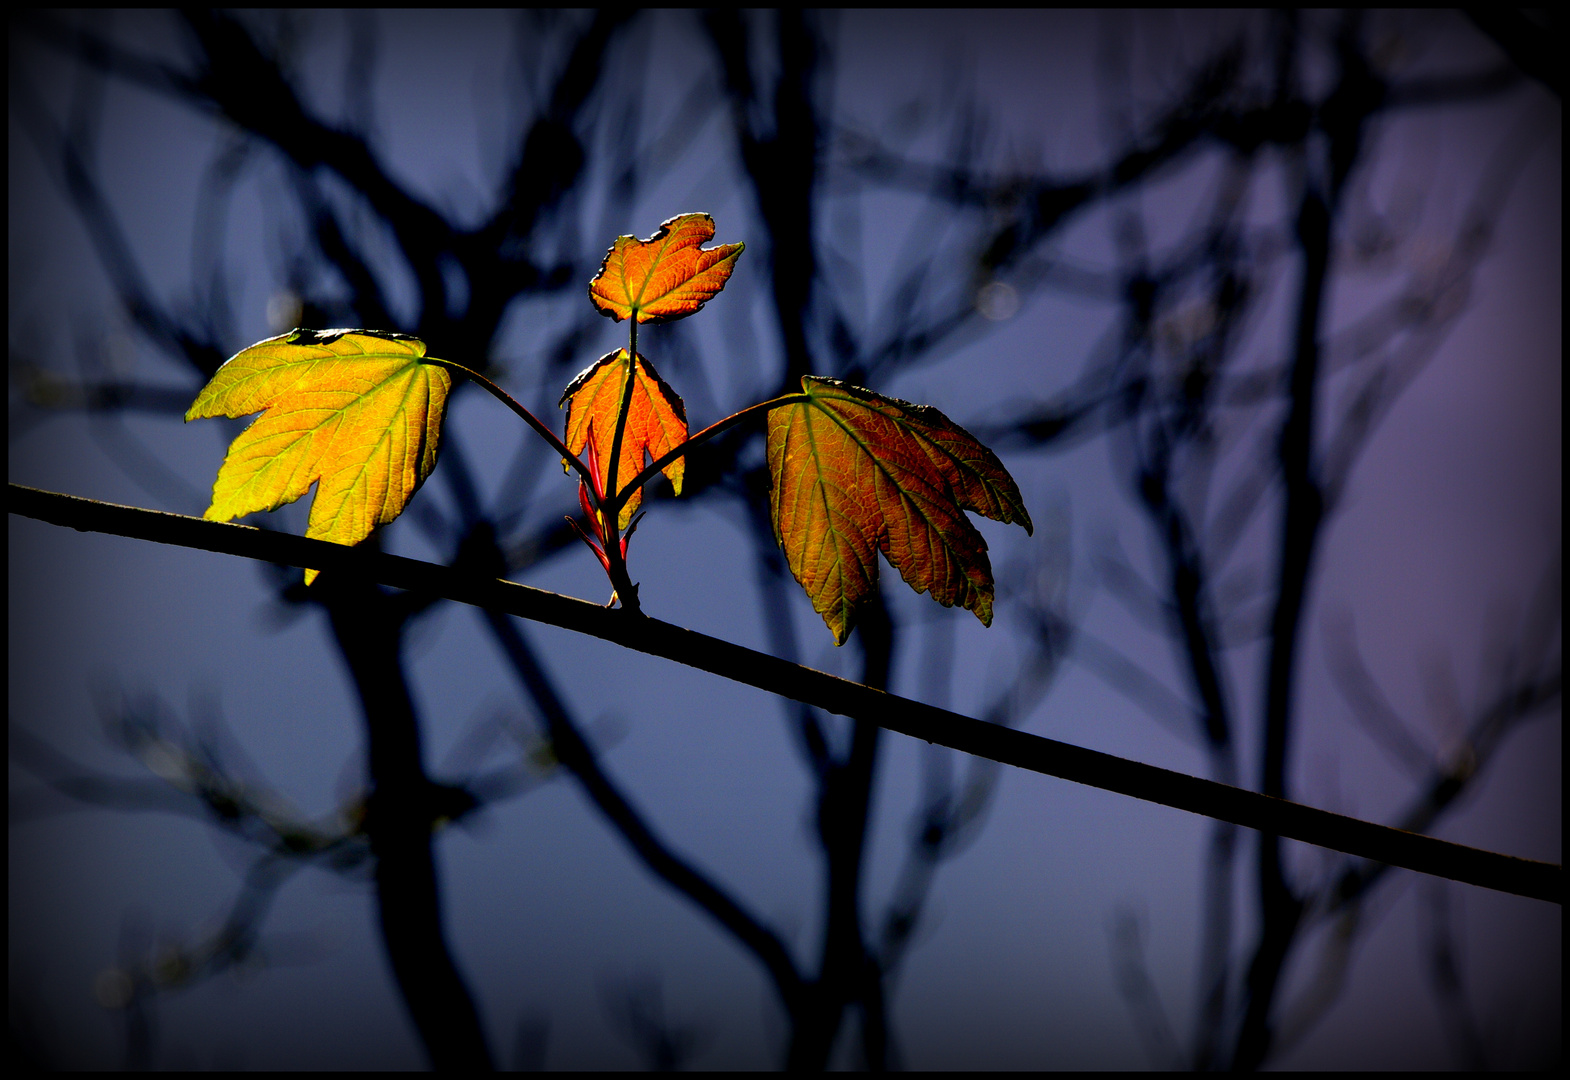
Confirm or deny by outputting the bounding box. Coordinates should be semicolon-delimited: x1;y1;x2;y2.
560;349;688;527
588;212;743;323
766;377;1032;644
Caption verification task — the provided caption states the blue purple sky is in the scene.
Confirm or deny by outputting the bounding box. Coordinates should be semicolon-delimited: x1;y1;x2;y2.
9;10;1560;1069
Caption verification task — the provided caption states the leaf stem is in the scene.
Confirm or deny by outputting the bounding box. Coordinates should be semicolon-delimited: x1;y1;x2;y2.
607;393;809;518
590;321;643;608
605;320;638;517
425;358;599;506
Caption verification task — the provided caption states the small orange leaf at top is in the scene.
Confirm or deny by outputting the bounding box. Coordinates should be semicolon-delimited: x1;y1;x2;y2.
185;328;451;585
560;349;688;528
588;213;743;323
766;377;1033;645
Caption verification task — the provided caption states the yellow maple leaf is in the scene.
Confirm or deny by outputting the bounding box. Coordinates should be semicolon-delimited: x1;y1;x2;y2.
186;328;451;584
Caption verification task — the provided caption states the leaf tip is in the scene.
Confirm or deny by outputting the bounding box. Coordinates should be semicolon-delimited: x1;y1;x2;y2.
1012;499;1035;537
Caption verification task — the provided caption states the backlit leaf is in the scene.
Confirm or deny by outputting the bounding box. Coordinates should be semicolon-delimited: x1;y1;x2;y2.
588;212;743;323
766;377;1033;644
186;328;451;585
560;348;687;527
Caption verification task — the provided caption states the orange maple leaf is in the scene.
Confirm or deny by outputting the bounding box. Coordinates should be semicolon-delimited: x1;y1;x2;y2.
588;212;744;323
560;348;688;527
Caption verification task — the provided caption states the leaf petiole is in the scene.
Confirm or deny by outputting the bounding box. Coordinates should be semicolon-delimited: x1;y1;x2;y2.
606;393;809;519
604;318;638;515
589;320;642;606
424;357;603;513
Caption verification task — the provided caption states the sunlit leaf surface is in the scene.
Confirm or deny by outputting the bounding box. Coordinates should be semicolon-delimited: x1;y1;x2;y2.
560;348;687;527
588;212;744;323
186;328;451;584
766;377;1033;644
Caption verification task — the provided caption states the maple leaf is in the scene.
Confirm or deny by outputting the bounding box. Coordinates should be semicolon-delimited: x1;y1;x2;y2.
185;328;451;585
560;349;687;528
766;377;1033;644
588;212;743;323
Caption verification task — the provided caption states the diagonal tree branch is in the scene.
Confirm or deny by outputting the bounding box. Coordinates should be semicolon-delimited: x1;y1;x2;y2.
11;483;1560;906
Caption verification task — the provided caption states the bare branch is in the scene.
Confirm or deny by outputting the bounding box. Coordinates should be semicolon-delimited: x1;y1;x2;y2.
12;483;1561;905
